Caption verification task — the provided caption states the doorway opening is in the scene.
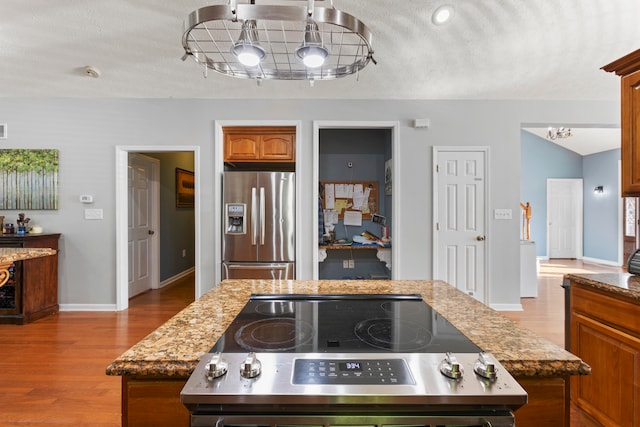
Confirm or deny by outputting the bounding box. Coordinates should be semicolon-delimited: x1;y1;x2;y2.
313;121;399;280
116;146;200;311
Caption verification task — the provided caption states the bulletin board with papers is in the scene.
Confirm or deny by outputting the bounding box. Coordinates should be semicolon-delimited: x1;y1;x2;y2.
321;181;379;222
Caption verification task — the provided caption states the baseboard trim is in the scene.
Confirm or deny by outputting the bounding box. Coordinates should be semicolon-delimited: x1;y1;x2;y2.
59;304;117;311
581;257;621;267
157;267;195;289
490;303;523;312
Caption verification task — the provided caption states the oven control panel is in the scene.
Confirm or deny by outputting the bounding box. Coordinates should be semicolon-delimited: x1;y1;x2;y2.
293;358;414;385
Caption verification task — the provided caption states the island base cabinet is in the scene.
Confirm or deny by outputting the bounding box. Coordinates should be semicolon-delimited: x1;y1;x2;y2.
122;377;189;427
121;376;567;427
569;284;640;426
514;377;568;427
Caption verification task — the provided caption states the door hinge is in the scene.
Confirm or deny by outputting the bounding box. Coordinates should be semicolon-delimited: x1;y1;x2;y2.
436;164;440;173
436;222;440;231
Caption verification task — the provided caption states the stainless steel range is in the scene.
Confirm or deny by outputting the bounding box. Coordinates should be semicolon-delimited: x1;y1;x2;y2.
181;294;527;427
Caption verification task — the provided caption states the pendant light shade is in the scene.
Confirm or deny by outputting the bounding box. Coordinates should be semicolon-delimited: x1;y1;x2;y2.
231;20;266;67
295;21;329;68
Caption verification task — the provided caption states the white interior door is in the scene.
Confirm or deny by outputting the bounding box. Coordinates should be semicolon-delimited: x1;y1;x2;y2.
547;179;583;259
433;148;487;302
128;154;159;297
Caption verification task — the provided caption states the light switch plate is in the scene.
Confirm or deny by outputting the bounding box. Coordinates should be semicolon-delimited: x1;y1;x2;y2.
494;208;512;220
84;208;103;220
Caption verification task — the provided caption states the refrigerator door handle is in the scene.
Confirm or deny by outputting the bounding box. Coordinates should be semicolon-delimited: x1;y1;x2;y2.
251;187;258;245
260;187;266;245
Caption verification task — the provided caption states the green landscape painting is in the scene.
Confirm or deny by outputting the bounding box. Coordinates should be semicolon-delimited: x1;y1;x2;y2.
0;149;59;210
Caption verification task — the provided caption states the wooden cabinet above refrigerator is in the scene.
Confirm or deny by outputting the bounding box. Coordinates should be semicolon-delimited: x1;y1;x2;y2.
223;126;295;163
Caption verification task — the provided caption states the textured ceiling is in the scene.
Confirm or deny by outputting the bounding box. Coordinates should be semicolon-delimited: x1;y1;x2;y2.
1;0;639;100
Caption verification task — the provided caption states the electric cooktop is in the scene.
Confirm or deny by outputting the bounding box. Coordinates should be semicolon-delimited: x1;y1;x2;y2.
210;294;482;354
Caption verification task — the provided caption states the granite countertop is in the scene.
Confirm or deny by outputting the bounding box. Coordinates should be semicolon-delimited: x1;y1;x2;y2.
565;272;640;302
0;247;57;263
106;279;589;379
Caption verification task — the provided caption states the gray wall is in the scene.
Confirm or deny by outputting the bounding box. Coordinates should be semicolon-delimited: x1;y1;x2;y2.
0;98;619;309
146;152;195;281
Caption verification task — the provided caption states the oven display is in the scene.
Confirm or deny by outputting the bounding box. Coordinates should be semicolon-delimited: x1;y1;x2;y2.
340;362;362;371
293;359;414;385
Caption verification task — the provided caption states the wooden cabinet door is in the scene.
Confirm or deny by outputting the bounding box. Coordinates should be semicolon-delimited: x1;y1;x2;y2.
621;69;640;196
571;313;640;426
260;133;295;161
224;134;260;161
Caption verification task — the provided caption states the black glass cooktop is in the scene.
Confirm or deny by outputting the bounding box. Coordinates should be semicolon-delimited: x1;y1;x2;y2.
210;294;482;354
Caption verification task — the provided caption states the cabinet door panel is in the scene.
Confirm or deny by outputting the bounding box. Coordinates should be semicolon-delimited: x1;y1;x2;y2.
572;313;640;426
260;134;294;160
621;69;640;195
225;134;260;161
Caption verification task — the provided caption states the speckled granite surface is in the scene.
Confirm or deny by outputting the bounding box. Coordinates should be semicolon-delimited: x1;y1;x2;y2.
106;279;589;379
0;247;56;263
565;272;640;301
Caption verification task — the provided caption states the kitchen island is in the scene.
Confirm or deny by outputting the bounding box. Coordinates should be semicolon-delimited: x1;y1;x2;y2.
107;279;588;427
564;272;640;426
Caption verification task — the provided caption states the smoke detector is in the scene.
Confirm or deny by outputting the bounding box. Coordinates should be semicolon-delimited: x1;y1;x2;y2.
84;65;101;78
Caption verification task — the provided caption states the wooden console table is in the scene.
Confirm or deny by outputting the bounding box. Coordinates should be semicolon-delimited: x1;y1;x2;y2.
0;233;60;324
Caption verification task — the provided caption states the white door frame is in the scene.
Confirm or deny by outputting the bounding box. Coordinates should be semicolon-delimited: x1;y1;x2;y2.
115;146;200;311
546;178;583;259
128;153;160;295
213;120;302;285
432;146;490;303
312;121;400;279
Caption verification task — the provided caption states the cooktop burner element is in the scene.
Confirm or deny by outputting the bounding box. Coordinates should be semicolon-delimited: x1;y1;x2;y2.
354;318;432;351
234;318;315;352
210;294;482;354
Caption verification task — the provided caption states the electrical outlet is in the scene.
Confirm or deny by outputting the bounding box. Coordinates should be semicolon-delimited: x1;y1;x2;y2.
343;260;350;268
348;259;355;268
182;249;187;257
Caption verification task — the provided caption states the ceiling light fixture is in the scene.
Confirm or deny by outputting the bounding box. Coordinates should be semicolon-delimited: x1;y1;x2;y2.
182;0;375;81
295;20;329;68
432;5;455;25
547;127;572;140
231;20;266;67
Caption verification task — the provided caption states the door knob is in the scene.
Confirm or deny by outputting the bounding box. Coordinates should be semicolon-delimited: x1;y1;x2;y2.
148;230;155;235
476;235;485;241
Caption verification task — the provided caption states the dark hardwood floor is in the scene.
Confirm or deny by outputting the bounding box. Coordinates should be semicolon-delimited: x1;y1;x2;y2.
0;262;619;426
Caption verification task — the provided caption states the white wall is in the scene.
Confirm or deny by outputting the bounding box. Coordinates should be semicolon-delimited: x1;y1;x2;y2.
0;98;619;308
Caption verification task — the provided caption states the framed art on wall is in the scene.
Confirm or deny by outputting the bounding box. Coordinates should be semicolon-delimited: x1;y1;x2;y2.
0;149;59;210
176;168;194;207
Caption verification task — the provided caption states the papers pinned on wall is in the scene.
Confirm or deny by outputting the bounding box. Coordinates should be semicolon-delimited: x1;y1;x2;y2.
343;211;363;226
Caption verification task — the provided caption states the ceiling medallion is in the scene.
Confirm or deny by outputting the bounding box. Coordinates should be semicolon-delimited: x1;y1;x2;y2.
181;0;375;82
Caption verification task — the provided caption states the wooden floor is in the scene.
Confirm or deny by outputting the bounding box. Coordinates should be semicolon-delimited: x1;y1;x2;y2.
0;273;195;426
0;262;621;426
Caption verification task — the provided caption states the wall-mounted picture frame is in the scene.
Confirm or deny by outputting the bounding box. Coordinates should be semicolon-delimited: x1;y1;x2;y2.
176;168;194;208
0;124;6;139
0;148;59;210
384;159;392;195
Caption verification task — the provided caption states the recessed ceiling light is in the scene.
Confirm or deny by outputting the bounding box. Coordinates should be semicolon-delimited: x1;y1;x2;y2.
432;5;455;25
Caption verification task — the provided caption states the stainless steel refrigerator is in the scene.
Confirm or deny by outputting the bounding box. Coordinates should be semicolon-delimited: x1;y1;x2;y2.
222;171;295;279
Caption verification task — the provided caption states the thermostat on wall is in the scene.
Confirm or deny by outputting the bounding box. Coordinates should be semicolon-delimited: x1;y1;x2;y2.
79;195;94;203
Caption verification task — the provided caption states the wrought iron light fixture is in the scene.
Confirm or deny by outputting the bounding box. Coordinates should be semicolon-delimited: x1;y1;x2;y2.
547;127;572;140
181;0;375;81
594;185;604;194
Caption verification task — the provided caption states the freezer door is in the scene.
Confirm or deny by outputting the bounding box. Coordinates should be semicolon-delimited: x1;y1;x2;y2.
222;262;295;280
258;172;295;262
222;172;258;262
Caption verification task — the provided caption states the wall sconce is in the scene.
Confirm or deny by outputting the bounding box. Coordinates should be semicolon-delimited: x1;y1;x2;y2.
594;186;604;194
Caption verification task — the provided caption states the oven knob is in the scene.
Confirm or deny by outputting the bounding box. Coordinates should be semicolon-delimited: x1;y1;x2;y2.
240;352;262;378
439;352;464;379
473;352;497;380
205;352;228;380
